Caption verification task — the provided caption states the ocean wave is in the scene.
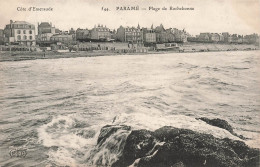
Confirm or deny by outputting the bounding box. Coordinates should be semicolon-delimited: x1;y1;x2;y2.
34;109;260;167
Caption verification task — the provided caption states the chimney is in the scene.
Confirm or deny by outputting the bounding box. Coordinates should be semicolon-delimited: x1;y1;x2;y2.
10;20;13;24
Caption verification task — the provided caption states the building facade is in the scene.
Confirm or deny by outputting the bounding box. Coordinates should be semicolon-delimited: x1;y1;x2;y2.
211;33;220;42
38;22;59;35
142;28;156;43
116;25;142;43
38;33;53;42
50;34;74;44
37;22;60;45
165;29;175;42
171;28;188;43
219;34;224;42
91;24;111;41
155;24;168;43
4;20;36;46
244;34;259;45
0;29;4;45
222;32;229;43
198;33;211;42
76;28;90;41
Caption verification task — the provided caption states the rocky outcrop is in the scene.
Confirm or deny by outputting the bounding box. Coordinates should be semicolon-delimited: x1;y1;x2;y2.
197;117;247;139
97;124;131;145
137;126;259;167
96;123;259;167
197;117;234;133
112;129;156;167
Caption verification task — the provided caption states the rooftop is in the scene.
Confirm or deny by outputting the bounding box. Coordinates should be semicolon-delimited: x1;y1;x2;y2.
39;22;52;28
12;21;34;25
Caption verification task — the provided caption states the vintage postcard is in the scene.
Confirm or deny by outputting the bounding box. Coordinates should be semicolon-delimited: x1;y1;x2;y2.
0;0;260;166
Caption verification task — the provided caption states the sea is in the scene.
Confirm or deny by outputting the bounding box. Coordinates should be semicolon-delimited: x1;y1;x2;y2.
0;51;259;167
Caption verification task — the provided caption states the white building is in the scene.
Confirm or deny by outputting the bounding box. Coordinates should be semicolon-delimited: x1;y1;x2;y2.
4;20;36;46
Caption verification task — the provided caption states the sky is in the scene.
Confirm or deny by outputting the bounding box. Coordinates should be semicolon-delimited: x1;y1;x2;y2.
0;0;259;36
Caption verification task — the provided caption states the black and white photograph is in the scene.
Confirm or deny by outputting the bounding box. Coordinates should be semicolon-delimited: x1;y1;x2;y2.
0;0;260;166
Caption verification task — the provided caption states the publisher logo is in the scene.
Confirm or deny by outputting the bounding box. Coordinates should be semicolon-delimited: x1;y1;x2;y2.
9;147;27;158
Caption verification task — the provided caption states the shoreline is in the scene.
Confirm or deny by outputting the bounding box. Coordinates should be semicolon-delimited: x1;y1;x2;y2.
0;44;259;62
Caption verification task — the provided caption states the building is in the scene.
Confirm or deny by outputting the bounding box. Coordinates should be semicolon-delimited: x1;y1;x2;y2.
155;24;168;43
116;25;142;43
228;34;239;43
172;28;188;43
90;24;111;41
142;27;156;44
50;34;74;44
39;33;53;42
37;33;54;46
0;29;4;45
198;33;211;42
37;22;60;46
69;28;75;35
110;29;117;40
38;22;59;35
210;33;220;42
4;20;36;46
244;34;259;45
165;29;175;42
68;28;76;41
222;32;229;43
219;33;224;42
187;36;198;42
76;28;91;41
237;35;243;43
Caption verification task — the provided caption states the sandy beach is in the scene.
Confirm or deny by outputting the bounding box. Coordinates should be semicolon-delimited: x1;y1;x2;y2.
0;43;259;62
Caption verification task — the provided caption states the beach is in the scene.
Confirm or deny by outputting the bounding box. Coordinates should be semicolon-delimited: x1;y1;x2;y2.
0;43;259;62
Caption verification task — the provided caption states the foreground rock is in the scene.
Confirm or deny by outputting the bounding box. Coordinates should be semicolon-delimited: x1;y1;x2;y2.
197;117;247;139
97;124;131;145
96;124;259;167
197;117;234;133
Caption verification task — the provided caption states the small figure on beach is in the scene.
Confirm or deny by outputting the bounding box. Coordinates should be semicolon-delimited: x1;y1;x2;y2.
43;49;46;57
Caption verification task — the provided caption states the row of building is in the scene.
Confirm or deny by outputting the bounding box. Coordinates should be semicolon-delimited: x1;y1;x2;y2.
0;20;259;47
0;20;191;46
188;32;259;44
76;23;190;46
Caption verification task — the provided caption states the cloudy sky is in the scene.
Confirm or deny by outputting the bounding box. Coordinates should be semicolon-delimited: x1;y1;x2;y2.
0;0;259;35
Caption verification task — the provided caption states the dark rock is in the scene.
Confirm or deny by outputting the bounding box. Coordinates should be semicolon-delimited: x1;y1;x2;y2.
197;117;247;140
245;155;260;167
97;124;131;146
143;126;241;167
85;124;131;166
172;162;185;167
198;117;233;133
112;129;156;167
110;126;260;167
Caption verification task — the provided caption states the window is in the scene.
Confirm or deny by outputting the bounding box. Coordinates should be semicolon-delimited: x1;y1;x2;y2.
30;36;32;40
23;30;26;34
24;36;27;40
17;35;21;40
29;30;32;34
17;30;21;34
